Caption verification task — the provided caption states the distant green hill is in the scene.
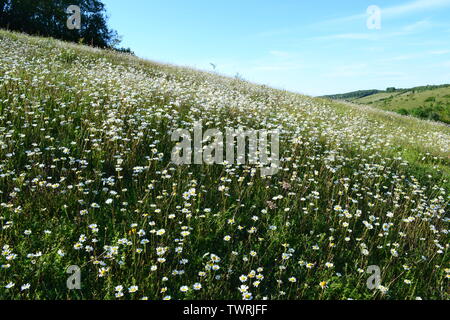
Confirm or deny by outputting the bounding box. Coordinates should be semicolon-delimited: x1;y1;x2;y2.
321;89;382;100
322;85;450;124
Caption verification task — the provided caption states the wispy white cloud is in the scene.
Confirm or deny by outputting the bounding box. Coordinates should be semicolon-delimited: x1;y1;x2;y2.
323;63;368;78
252;62;304;72
256;28;294;38
317;0;450;26
312;18;442;42
319;33;374;40
402;19;433;31
428;49;450;55
324;67;407;79
252;51;304;71
312;30;410;41
381;54;421;62
259;0;450;41
269;50;292;58
382;0;450;17
379;49;450;63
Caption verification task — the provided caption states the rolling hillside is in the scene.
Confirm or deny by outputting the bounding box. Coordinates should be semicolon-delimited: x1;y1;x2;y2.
0;30;449;300
322;85;450;124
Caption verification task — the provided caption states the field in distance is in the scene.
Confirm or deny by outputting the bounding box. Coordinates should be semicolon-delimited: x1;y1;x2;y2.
322;85;450;124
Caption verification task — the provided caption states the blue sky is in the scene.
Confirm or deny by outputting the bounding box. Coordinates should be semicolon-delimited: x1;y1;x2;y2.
102;0;450;96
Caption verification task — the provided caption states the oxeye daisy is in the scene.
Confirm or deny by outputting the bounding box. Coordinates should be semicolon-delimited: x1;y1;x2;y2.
98;267;109;277
128;285;138;293
180;285;189;293
193;283;202;290
238;285;249;293
242;292;253;300
5;282;15;289
21;283;30;291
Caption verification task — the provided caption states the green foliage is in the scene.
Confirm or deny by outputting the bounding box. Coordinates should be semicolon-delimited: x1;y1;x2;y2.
0;0;118;48
397;108;409;116
397;105;449;124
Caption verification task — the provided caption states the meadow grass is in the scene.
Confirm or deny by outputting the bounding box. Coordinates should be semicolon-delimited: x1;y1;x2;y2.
0;30;448;300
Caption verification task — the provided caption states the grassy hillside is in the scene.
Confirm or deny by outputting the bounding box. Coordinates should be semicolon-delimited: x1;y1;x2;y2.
323;85;450;124
0;30;449;300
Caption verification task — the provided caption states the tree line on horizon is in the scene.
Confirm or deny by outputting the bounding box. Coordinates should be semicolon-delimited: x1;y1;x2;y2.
321;84;450;101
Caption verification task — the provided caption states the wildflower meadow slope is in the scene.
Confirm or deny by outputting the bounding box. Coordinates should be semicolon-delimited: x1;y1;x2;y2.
0;30;448;300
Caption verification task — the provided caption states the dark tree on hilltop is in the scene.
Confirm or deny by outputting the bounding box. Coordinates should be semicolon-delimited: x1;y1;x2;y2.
0;0;120;48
